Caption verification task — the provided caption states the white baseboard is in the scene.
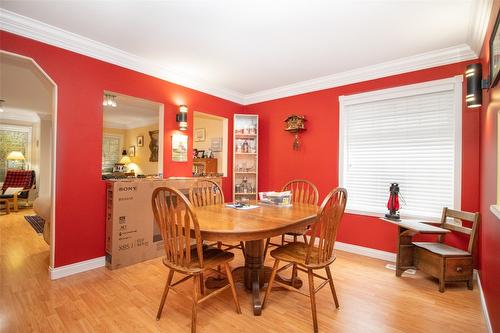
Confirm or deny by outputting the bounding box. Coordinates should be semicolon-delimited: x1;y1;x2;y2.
297;235;398;262
334;241;397;262
49;256;105;280
477;273;493;333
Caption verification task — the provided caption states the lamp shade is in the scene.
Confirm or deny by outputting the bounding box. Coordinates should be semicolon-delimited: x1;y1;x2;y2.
6;151;25;160
119;155;131;164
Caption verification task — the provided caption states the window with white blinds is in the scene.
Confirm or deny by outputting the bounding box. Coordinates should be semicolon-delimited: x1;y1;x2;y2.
102;135;122;173
339;76;462;219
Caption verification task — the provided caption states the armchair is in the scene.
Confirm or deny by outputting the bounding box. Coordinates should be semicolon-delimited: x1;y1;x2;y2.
0;170;36;212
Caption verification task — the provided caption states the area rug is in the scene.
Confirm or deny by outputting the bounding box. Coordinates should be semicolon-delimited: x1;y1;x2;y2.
24;215;45;234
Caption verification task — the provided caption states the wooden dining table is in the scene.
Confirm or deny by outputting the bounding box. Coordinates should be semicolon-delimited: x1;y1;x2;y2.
193;202;319;315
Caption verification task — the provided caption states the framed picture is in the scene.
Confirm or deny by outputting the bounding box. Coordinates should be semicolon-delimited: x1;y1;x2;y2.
137;135;144;147
149;130;159;162
128;145;136;157
196;150;205;158
490;9;500;87
211;137;223;152
194;128;206;142
172;134;188;162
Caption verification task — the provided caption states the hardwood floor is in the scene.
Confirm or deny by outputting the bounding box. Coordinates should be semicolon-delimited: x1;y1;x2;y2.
1;210;486;332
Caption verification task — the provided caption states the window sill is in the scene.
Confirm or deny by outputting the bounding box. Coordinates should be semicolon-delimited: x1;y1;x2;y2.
490;205;500;220
345;209;440;222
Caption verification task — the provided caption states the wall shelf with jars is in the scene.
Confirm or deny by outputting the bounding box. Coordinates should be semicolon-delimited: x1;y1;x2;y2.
233;114;258;202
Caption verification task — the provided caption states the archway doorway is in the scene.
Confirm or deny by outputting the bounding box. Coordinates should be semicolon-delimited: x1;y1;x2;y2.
0;50;58;270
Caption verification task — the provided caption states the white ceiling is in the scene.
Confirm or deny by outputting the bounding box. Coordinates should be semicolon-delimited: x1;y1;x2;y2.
103;93;159;129
0;1;492;104
0;52;53;123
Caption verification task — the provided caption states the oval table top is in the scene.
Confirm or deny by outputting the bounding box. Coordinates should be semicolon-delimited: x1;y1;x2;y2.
193;203;319;242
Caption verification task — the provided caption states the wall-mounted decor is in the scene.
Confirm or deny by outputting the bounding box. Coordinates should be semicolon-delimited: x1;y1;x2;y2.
137;135;144;147
149;130;159;162
490;9;500;87
211;137;223;152
194;128;206;142
284;114;307;150
172;134;188;162
128;145;136;157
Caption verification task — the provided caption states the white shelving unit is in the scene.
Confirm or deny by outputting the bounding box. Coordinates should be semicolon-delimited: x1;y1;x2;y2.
233;114;258;202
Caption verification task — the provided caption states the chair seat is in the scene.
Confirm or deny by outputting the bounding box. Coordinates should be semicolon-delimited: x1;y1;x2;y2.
270;242;336;268
413;242;470;257
163;247;234;273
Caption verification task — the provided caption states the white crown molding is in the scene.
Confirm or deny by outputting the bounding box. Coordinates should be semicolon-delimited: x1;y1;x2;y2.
0;110;40;122
103;119;158;130
468;0;494;56
243;44;477;105
0;9;245;104
0;9;483;106
49;256;105;280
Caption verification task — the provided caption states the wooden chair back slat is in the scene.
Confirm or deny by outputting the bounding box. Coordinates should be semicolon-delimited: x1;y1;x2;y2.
306;188;347;266
439;207;480;255
282;179;319;205
189;179;224;208
152;187;204;269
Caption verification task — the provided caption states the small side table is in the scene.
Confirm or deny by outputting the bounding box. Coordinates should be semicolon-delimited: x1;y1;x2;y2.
0;198;10;214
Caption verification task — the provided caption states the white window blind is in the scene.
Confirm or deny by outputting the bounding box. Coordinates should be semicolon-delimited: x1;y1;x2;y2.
102;135;122;172
339;76;462;219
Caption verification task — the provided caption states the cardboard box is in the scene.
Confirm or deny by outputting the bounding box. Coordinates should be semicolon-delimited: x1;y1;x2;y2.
105;177;221;270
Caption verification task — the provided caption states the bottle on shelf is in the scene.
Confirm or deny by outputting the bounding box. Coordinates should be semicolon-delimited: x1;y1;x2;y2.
242;139;249;153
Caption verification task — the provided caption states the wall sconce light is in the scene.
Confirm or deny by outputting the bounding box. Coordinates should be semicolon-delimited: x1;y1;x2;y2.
465;63;489;109
176;105;188;130
103;94;117;107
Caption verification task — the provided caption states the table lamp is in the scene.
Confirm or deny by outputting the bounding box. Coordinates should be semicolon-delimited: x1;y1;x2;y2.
6;151;25;170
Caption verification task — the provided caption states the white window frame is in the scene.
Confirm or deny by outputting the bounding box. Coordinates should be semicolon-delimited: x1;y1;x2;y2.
338;75;463;219
0;124;33;169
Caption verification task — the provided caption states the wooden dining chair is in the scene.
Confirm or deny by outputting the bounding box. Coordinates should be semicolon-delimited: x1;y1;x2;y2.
262;187;347;333
413;207;480;292
152;186;241;333
189;179;245;255
281;179;319;245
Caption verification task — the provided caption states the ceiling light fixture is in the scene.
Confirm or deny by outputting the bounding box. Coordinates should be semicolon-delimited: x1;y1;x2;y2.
103;94;117;107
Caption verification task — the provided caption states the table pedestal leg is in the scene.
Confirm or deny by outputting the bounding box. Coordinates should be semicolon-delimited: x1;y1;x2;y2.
205;238;303;315
244;240;264;315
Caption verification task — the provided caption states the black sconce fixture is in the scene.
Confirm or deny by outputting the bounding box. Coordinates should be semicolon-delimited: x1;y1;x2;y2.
176;105;188;130
465;63;489;108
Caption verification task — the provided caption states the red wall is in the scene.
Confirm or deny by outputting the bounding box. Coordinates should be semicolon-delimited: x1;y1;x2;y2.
479;3;500;331
0;31;243;267
244;62;480;254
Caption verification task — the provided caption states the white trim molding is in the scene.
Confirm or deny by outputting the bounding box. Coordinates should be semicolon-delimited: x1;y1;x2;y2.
334;241;396;262
468;0;495;55
477;273;494;333
299;235;397;262
0;8;480;106
0;9;245;104
490;204;500;220
244;46;475;104
49;256;105;280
